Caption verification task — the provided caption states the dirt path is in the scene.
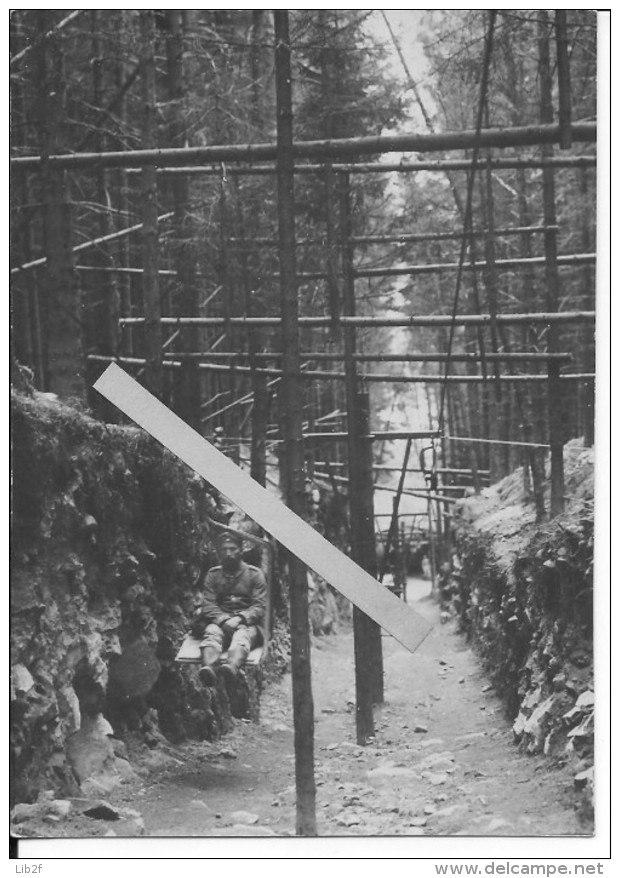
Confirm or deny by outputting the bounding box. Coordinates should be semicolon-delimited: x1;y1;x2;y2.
111;578;586;838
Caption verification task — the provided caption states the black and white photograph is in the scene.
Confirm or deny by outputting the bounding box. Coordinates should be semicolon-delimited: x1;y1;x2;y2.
9;7;609;865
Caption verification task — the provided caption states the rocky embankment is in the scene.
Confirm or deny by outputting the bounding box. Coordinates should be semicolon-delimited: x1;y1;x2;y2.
10;390;285;811
450;439;595;821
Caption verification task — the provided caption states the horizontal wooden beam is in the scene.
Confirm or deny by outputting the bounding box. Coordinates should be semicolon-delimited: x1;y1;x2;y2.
313;470;477;494
11;122;596;171
315;462;491;476
88;355;593;383
302;431;442;441
75;251;594;280
353;252;595;278
284;252;596;280
372;484;459;504
375;512;427;519
118;311;595;328
164;351;573;364
227;225;560;247
11;212;174;275
127;156;596;175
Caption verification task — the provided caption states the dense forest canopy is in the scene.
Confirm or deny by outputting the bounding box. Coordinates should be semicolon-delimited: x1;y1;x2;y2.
10;10;597;521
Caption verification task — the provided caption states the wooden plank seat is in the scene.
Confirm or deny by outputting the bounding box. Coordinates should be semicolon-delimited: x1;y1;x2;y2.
175;634;264;667
176;634;265;723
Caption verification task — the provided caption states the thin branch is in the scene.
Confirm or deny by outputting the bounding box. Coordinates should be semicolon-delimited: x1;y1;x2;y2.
10;10;84;67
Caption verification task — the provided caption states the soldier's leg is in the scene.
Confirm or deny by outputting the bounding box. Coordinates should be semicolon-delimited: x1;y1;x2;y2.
198;624;225;686
220;625;258;677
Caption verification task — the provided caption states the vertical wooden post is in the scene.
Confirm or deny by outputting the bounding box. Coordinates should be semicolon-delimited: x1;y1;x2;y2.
539;12;565;516
90;10;120;363
36;10;83;399
555;10;573;150
12;168;41;382
233;179;268;486
427;498;438;598
246;10;269;485
379;438;413;582
340;171;383;734
579;166;595;447
116;14;133;360
166;10;202;430
139;10;162;398
481;138;506;477
274;9;316;837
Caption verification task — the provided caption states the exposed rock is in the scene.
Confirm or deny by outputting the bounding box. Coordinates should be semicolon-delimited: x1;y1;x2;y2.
418;752;456;772
420;738;445;749
48;799;72;819
67;713;119;786
11;802;41;824
335;812;361;827
11;664;35;696
453;443;594;824
83;802;121;821
108;640;161;700
574;766;594;791
423;772;448;786
229;810;259;825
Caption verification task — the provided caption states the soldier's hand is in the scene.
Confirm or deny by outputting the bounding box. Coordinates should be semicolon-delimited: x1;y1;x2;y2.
222;615;242;635
190;617;206;638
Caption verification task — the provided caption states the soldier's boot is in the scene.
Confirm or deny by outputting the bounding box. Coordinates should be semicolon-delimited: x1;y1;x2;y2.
198;645;221;687
218;644;249;690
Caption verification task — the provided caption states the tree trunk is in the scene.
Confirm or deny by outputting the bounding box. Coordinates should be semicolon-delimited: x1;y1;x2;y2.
579;166;595;446
139;11;163;398
274;10;316;838
166;10;202;430
341;171;384;721
539;12;565;516
36;11;84;399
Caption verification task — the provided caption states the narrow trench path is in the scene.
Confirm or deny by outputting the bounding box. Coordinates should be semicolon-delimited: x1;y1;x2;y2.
115;578;585;838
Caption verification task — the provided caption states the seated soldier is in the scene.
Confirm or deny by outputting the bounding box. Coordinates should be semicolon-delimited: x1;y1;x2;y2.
191;530;267;690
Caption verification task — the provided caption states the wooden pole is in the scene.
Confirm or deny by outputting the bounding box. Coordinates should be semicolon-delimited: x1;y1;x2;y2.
555;11;573;150
163;351;573;364
119;311;595;329
91;10;120;364
246;11;269;485
166;10;202;431
10;122;597;171
139;11;162;398
71;250;595;280
88;355;593;385
579;166;595;447
340;170;383;733
539;12;565;517
128;156;596;176
274;10;316;837
379;438;413;583
36;10;84;398
233;178;268;486
228;225;561;247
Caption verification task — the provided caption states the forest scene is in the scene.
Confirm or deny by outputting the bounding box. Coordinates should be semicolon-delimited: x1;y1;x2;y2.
10;8;603;858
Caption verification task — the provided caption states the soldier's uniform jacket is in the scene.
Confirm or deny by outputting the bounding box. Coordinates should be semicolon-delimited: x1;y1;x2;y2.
199;561;267;631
